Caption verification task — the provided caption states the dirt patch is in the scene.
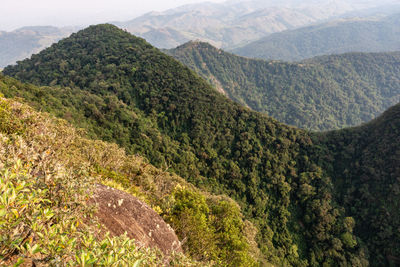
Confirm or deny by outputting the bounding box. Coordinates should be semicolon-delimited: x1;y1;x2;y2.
92;184;182;254
209;74;227;95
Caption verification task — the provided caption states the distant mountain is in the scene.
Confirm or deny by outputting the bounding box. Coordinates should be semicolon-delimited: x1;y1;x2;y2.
167;41;400;131
0;26;76;68
138;27;190;49
1;0;399;68
116;0;400;49
232;13;400;61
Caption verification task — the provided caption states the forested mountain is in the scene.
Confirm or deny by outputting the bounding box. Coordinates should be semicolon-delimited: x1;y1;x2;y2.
232;13;400;61
167;41;400;131
0;26;76;68
313;103;400;266
3;24;400;266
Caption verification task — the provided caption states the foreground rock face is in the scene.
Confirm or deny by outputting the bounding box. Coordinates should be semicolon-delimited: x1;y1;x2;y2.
92;184;182;254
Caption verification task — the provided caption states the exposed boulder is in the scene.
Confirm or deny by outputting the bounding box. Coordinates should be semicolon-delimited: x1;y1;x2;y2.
92;184;182;255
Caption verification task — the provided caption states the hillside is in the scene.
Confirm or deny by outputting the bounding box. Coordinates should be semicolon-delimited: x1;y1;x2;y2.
313;103;400;266
167;41;400;131
3;24;400;266
0;81;256;265
232;13;400;61
0;96;191;265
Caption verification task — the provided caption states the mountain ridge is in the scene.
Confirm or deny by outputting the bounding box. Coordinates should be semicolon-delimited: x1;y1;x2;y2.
1;0;400;68
0;26;77;68
232;13;400;61
167;41;400;131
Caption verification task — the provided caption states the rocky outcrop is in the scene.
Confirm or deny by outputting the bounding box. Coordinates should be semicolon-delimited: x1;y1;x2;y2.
92;184;182;254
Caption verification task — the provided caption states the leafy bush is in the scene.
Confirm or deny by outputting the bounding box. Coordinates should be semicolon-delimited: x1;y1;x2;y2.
0;137;185;266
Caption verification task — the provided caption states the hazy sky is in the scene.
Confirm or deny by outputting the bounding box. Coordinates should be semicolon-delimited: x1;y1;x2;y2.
1;0;226;31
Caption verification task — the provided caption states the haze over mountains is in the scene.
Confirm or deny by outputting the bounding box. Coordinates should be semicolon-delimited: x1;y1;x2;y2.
233;13;400;61
115;0;361;49
1;0;400;67
0;26;76;68
116;0;400;49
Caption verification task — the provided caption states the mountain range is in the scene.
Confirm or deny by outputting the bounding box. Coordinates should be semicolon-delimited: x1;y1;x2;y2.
1;0;400;68
115;0;400;49
168;41;400;131
2;24;400;266
232;13;400;61
0;26;76;68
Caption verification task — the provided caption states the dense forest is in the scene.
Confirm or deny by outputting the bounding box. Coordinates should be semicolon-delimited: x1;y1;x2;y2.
2;24;400;266
313;103;400;266
232;13;400;61
0;92;258;266
167;41;400;131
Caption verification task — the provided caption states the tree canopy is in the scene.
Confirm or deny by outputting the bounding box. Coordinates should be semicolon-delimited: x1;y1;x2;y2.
168;41;400;131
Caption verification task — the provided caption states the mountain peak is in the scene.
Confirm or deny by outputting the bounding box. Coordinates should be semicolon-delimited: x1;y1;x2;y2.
3;24;157;87
60;23;153;48
176;40;219;51
70;23;135;40
78;23;121;33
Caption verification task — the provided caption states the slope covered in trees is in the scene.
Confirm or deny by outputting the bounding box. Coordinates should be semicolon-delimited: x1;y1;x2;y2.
313;103;400;266
167;41;400;131
0;82;256;266
3;24;400;266
0;96;196;266
232;13;400;61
